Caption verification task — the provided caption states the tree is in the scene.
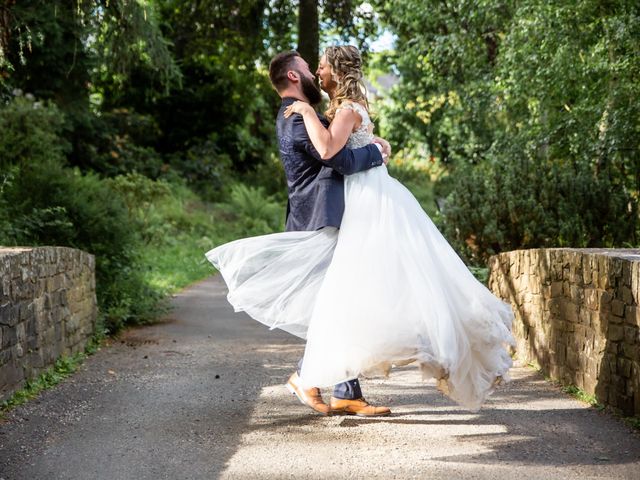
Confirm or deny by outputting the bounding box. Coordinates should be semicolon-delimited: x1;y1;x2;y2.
296;0;379;73
373;0;640;261
0;0;179;168
298;0;320;71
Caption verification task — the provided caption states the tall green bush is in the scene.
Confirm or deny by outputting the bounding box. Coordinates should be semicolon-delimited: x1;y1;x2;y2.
442;156;636;262
0;94;161;332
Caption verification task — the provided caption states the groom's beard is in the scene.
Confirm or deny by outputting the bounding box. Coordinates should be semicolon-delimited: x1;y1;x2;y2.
300;75;323;105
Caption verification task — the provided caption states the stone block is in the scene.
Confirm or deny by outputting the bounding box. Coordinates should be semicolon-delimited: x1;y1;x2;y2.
567;349;579;370
65;315;80;334
621;285;634;305
27;334;38;350
622;343;638;361
60;290;69;307
598;271;610;290
0;301;13;327
561;301;579;323
633;264;640;303
583;372;597;394
0;362;22;392
55;322;63;342
530;281;541;295
549;364;561;379
611;299;625;317
554;342;566;363
570;285;584;302
16;322;26;345
608;325;624;342
1;325;17;348
616;395;634;416
584;289;599;311
624;325;639;345
618;357;632;378
625;306;640;327
622;262;633;288
606;342;619;355
583;260;593;285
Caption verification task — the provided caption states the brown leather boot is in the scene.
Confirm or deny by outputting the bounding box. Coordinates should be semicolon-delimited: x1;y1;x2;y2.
330;397;391;417
286;372;331;416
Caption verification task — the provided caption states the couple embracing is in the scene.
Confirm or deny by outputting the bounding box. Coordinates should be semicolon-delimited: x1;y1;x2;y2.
206;46;515;416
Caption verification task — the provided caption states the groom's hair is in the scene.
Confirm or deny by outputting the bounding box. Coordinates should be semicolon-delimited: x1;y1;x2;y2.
269;51;301;91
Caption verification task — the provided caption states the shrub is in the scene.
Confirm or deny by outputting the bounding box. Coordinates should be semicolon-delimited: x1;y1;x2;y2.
165;139;232;201
441;155;637;264
223;183;285;236
0;95;162;332
0;93;69;172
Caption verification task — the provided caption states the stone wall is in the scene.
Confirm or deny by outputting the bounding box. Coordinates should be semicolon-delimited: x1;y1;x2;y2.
0;247;97;401
488;248;640;416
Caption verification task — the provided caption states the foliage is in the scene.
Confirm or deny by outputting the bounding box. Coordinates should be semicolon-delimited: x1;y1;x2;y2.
442;156;636;262
106;172;172;242
623;416;640;431
0;0;180;168
226;183;285;235
133;177;286;293
561;384;604;409
0;327;106;419
374;0;640;262
0;91;69;169
0;95;161;333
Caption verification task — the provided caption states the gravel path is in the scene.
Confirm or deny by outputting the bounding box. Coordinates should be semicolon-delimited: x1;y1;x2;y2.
1;275;639;479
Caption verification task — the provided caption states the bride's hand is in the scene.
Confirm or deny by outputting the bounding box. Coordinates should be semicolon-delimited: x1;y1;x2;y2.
284;100;313;118
373;136;392;164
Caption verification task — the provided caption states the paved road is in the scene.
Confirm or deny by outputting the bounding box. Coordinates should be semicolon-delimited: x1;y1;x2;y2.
1;276;639;479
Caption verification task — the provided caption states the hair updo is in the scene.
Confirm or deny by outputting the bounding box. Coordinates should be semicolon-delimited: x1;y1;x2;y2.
324;45;369;121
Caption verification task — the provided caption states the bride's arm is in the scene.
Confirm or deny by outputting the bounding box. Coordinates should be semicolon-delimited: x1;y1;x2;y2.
284;102;359;160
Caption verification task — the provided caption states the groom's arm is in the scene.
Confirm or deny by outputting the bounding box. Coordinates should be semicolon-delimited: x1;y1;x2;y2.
291;115;383;175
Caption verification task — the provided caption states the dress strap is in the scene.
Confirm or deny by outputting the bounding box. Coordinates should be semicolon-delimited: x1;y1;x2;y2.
336;102;370;126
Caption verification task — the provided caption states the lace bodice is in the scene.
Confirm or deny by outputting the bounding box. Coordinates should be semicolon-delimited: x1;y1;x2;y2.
336;102;374;149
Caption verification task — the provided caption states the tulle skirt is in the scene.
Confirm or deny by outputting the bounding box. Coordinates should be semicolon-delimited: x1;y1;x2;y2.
206;165;515;411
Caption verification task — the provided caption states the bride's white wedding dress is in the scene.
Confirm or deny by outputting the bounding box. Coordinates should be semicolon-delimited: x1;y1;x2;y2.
206;103;515;411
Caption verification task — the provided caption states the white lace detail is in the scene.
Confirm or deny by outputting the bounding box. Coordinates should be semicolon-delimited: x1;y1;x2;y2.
336;102;374;149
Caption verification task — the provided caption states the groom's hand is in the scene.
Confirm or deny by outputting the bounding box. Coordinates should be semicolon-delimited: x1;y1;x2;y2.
373;137;391;164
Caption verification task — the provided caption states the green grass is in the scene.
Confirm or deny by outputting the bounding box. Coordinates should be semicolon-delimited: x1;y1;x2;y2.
561;384;604;409
140;240;214;293
138;180;285;294
525;362;640;431
0;329;105;419
623;416;640;430
526;362;604;409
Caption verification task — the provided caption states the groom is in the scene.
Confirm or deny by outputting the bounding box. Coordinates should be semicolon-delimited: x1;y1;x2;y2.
268;51;391;417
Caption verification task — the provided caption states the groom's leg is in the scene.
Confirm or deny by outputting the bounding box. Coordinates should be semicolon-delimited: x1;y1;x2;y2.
295;359;388;415
332;379;362;400
298;358;362;399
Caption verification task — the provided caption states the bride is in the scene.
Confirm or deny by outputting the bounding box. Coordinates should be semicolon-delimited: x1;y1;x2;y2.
207;45;515;412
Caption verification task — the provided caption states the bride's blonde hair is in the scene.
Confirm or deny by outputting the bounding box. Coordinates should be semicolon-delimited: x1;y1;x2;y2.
324;45;369;121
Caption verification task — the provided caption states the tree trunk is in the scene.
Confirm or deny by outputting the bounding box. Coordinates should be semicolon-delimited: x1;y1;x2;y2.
297;0;319;73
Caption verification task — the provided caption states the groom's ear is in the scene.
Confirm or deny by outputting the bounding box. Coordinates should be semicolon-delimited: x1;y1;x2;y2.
286;70;300;83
